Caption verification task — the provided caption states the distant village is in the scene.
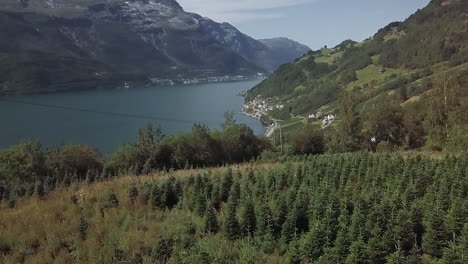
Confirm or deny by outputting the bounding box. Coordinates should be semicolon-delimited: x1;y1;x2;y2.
242;96;336;130
149;73;265;86
242;96;284;121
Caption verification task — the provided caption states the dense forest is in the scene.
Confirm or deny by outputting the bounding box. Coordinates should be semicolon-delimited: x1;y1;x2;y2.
1;153;466;263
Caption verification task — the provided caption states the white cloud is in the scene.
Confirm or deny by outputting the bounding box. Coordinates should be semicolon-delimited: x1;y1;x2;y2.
177;0;314;23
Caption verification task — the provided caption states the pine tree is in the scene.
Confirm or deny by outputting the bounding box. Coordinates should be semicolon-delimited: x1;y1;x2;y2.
275;198;289;238
345;239;368;264
281;211;297;244
385;250;405;264
194;191;207;217
301;221;328;262
256;202;273;236
228;182;240;207
392;208;415;251
445;198;464;242
240;200;257;237
79;214;89;240
107;191;119;207
220;168;233;202
204;202;219;234
151;185;165;209
223;197;240;240
152;235;174;263
422;206;449;258
439;241;465;264
128;184;139;203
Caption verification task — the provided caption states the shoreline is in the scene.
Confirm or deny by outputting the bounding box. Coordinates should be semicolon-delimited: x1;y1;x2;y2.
240;109;275;137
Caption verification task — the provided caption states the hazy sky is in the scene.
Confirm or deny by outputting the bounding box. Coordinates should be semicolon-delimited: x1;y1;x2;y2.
178;0;432;50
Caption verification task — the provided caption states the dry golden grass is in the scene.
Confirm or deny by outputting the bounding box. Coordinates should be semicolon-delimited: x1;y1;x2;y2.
0;162;282;263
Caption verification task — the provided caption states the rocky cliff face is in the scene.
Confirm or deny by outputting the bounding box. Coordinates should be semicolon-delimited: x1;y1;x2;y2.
0;0;310;94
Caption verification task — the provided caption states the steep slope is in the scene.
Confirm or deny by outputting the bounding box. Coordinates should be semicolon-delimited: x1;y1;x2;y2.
247;0;468;119
0;0;310;94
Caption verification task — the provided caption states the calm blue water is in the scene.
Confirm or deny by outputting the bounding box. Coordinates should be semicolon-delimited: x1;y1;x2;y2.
0;80;265;153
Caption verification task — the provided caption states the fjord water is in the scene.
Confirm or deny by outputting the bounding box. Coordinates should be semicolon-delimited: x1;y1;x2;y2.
0;80;265;153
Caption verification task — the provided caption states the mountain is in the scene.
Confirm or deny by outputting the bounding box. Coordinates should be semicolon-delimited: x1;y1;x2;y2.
247;0;468;121
258;37;311;71
0;0;310;95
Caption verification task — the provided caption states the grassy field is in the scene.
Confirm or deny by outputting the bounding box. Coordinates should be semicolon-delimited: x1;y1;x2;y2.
280;118;305;134
347;65;407;91
0;163;284;264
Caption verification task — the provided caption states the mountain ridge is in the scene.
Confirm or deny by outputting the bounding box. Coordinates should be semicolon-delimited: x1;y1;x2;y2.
0;0;310;95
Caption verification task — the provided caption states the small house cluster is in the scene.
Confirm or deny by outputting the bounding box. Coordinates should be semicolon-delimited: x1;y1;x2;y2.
322;114;335;127
242;97;284;121
308;110;336;128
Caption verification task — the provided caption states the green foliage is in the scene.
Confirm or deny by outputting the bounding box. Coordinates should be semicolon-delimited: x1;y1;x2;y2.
287;125;325;155
128;184;139;203
240;199;257;236
204;202;220;234
152;234;174;264
224;196;240;240
328;92;362;152
365;100;405;147
246;0;468;136
1;152;467;263
0;140;45;185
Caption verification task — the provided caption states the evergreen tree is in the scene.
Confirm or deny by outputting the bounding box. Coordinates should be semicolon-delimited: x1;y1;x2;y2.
204;202;219;234
79;214;89;240
152;235;174;264
107;191;119;207
439;241;465;264
345;239;368;264
281;211;297;244
392;208;415;251
223;197;240;240
256;202;273;236
275;198;289;238
385;250;405;264
151;185;165;209
194;191;207;216
228;182;241;207
128;184;139;203
445;198;464;242
220;168;233;202
300;221;328;262
240;199;257;237
422;206;449;258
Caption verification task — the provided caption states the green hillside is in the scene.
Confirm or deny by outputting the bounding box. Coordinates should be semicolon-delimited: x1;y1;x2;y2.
247;0;468;153
249;0;468;112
